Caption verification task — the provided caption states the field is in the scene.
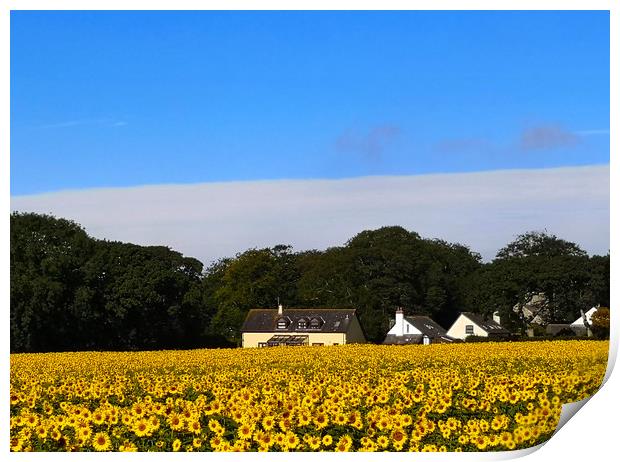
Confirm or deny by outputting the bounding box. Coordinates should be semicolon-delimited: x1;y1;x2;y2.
10;340;608;452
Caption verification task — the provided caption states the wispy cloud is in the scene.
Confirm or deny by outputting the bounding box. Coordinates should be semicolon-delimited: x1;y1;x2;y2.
10;165;610;263
335;124;401;161
518;125;580;151
433;137;493;154
433;123;594;155
39;118;128;129
40;120;89;129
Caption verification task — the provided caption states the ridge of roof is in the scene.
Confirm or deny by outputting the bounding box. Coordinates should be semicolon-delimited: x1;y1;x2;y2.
247;308;356;311
403;316;450;336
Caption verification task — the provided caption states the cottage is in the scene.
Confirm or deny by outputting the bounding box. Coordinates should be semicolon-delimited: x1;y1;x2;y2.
240;306;366;348
383;308;453;345
446;312;511;340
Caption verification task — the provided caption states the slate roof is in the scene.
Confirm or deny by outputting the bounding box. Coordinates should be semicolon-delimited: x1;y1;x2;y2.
461;312;511;335
404;316;450;337
241;308;358;333
383;315;454;345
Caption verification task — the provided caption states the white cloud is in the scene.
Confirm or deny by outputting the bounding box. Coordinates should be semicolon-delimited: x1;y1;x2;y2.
10;165;610;264
38;118;128;129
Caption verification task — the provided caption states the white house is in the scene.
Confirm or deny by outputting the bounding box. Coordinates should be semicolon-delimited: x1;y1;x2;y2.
383;308;453;345
446;312;511;340
570;306;598;336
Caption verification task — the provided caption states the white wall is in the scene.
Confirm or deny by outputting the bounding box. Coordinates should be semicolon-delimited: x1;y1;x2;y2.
446;315;489;340
571;307;598;327
386;319;421;336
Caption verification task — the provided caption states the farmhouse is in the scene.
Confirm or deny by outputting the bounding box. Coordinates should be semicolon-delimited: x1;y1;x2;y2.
383;308;453;345
446;312;511;340
240;305;366;348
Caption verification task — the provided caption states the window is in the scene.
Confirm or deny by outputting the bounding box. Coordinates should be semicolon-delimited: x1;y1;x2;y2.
309;317;323;329
276;318;289;329
406;324;410;333
312;343;324;346
258;342;267;348
333;343;339;346
297;318;308;329
465;325;474;335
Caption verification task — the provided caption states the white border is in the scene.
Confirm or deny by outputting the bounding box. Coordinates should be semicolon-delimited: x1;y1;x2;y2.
2;2;616;461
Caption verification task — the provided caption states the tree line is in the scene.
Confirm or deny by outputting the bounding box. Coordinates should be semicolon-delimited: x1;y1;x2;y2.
10;212;610;353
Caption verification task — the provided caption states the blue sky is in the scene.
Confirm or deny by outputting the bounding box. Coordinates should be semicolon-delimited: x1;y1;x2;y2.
11;11;609;196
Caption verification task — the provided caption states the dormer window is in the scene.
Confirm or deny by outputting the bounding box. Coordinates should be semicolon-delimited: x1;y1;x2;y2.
276;318;289;329
309;317;324;329
297;318;309;329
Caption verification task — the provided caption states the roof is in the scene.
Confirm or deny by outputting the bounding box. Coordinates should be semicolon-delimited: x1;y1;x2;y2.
571;307;598;326
266;335;309;345
461;312;511;335
404;316;449;337
241;308;358;333
383;316;453;344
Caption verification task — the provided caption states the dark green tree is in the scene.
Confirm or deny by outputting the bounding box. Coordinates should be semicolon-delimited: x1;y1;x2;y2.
10;212;94;352
465;231;608;334
496;230;587;259
11;212;206;352
206;245;302;344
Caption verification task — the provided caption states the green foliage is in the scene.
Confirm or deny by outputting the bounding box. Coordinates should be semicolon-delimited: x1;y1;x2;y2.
495;230;587;259
10;212;208;352
10;214;610;353
463;231;609;333
204;245;302;344
294;227;481;341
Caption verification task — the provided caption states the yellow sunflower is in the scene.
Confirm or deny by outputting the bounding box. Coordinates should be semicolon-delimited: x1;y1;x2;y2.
172;438;182;452
92;432;112;451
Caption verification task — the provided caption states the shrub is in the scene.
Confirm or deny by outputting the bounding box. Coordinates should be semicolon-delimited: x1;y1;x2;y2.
591;307;610;339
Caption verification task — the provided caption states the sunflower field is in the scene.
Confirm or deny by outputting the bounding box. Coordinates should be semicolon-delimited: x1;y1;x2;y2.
10;340;608;452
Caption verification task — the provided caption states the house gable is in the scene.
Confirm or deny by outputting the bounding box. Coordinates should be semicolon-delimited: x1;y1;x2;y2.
446;312;510;340
386;319;422;336
570;307;598;327
383;314;453;345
